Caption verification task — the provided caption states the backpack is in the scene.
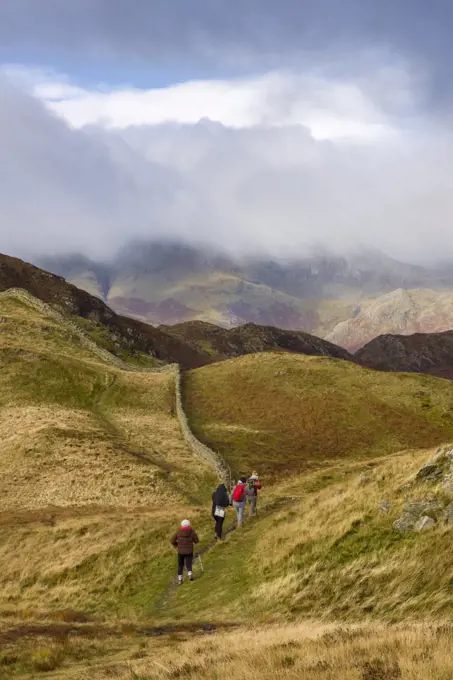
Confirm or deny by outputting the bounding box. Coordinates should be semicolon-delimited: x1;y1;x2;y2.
232;484;245;502
245;480;256;497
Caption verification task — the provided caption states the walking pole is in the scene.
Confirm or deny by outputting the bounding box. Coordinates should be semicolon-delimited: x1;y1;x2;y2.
197;552;204;573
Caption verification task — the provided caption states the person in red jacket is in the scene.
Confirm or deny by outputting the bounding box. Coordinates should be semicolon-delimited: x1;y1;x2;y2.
170;519;199;584
230;477;247;527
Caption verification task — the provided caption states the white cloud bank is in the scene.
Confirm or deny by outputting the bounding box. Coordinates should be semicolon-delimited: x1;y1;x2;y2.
1;64;453;265
4;64;403;141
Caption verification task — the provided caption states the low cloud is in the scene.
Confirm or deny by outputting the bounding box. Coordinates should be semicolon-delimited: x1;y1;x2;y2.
1;67;453;265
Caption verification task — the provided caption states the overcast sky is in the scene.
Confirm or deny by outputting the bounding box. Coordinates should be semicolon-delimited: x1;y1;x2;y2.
1;1;453;264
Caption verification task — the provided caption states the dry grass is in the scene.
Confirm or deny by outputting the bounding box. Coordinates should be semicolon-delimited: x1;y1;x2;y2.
25;622;453;679
0;294;216;617
184;352;453;477
157;446;453;624
5;291;453;680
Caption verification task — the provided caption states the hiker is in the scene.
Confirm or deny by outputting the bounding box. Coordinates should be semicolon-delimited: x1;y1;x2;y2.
245;471;262;517
212;482;230;540
170;519;199;584
231;477;247;527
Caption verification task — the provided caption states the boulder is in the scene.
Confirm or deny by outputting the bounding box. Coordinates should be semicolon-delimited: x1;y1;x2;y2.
393;514;417;533
414;516;436;532
416;463;443;481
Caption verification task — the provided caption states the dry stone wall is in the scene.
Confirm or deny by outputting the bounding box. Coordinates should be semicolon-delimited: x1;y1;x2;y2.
173;365;232;489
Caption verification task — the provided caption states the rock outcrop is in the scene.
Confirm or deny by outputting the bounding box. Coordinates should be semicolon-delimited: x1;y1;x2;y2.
393;447;453;532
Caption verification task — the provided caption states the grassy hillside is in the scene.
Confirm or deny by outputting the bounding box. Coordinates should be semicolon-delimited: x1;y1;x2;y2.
16;445;453;677
155;445;453;624
0;291;217;620
6;290;453;678
0;253;213;369
183;352;453;477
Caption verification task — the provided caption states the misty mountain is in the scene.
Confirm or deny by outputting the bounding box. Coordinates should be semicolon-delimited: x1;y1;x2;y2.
38;240;453;347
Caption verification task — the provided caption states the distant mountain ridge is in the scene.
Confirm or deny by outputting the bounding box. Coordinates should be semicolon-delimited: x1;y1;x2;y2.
326;288;453;352
357;330;453;379
40;241;453;351
38;240;453;348
0;253;355;369
160;320;353;363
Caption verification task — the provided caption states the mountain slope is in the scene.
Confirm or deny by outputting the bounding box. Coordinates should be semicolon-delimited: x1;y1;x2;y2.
183;352;453;477
0;289;217;617
40;241;453;336
327;288;453;351
356;329;453;378
161;320;353;362
0;253;212;369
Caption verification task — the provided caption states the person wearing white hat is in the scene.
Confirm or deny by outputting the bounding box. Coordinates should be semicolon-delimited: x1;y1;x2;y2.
170;519;199;583
245;471;262;517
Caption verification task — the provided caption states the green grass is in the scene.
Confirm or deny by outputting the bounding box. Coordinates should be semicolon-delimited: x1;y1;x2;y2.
160;448;453;624
75;317;164;367
0;351;106;410
183;352;453;478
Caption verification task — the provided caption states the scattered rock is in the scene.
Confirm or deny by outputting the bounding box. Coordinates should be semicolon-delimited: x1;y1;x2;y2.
414;516;436;532
379;501;391;514
393;498;442;533
393;514;417;533
359;473;370;486
403;500;442;518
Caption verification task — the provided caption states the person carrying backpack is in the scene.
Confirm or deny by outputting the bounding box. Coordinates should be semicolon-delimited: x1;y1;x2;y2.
170;519;199;584
245;471;262;517
230;478;247;527
212;483;230;540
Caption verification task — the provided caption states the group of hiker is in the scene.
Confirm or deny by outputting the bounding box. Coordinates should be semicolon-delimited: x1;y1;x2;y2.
212;471;262;539
170;472;262;583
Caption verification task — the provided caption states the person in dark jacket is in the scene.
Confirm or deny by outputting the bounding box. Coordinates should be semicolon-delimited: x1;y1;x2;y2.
170;519;199;584
211;483;230;540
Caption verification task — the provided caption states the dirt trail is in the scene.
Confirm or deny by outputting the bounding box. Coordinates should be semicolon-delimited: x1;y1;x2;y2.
154;495;294;612
0;620;240;644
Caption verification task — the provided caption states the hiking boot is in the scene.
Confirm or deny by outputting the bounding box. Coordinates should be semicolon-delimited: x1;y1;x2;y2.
178;577;183;585
188;572;194;582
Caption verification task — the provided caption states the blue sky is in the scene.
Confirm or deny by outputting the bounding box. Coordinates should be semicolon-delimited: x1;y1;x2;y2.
1;1;453;263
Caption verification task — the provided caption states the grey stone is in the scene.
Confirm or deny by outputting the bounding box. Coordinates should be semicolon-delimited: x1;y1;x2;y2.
403;500;442;518
379;501;391;514
443;503;453;524
416;464;443;481
414;516;436;532
393;514;417;533
442;475;453;494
